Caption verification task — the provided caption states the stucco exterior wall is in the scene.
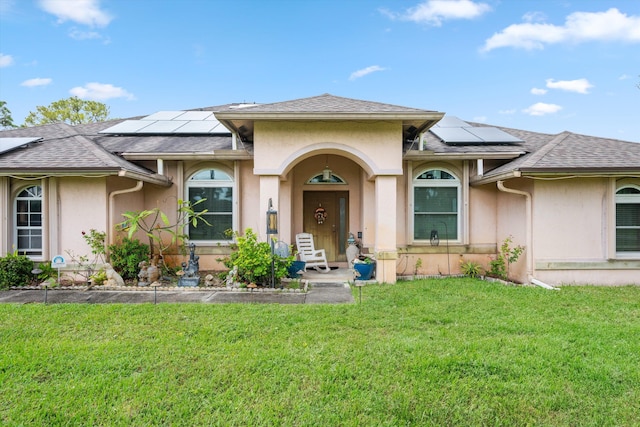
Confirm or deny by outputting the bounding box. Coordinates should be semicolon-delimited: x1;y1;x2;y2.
58;177;108;259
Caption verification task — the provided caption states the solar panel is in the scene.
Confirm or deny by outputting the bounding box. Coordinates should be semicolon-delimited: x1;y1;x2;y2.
0;137;41;155
137;120;189;133
434;115;470;128
143;111;185;120
99;120;153;134
431;127;483;144
466;127;523;143
176;111;215;121
178;120;231;134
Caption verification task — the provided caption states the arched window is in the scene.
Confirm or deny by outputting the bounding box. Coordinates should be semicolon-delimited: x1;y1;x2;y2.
306;173;346;184
616;186;640;254
413;168;460;241
187;168;233;241
15;185;43;258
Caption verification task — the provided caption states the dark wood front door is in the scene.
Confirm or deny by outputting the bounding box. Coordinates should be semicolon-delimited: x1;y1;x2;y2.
303;191;349;262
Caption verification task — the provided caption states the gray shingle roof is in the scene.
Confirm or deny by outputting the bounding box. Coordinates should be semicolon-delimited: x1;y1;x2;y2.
217;93;436;114
0;122;156;176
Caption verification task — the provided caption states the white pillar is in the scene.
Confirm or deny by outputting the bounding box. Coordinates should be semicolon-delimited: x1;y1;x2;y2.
374;175;398;283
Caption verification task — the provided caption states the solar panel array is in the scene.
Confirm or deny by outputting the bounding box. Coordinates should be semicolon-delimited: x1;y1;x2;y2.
0;137;42;155
431;116;522;145
99;111;231;135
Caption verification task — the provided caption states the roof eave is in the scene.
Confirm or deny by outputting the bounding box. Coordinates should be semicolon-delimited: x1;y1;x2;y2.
121;150;252;161
404;150;525;160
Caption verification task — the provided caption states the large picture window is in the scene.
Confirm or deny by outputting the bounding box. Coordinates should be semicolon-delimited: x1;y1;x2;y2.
413;168;460;241
15;185;43;258
187;168;233;241
616;186;640;255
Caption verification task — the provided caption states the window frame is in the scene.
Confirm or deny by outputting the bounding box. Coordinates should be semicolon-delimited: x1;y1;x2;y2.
14;184;44;260
615;184;640;258
411;166;462;244
185;166;236;244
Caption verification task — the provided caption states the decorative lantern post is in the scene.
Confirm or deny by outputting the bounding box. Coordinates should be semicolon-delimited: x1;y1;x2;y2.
266;198;278;287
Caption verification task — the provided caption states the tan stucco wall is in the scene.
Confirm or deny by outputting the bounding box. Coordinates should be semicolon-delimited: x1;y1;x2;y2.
57;177;109;259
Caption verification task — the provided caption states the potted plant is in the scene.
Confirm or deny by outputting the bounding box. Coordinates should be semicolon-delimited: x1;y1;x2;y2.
353;256;375;280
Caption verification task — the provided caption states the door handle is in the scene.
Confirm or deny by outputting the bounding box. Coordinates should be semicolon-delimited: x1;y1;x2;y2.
332;224;336;232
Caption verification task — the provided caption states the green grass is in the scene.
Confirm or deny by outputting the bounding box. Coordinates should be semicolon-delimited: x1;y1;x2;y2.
1;278;639;426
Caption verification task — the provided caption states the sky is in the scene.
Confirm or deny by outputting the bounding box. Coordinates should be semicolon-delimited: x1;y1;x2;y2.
1;0;639;142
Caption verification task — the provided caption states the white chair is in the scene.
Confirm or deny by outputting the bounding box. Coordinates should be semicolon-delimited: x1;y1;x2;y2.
295;233;330;273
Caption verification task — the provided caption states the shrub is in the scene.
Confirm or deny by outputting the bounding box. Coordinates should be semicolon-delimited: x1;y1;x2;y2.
460;260;482;278
108;238;150;281
487;236;525;281
221;228;293;286
0;251;34;289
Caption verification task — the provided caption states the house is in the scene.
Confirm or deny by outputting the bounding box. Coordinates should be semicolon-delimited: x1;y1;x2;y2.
1;94;639;285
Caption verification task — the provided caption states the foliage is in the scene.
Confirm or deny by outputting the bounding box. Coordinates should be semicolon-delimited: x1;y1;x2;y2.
107;238;149;282
487;235;525;281
1;279;640;425
65;229;107;283
0;100;16;129
0;250;34;288
460;259;482;278
118;199;210;262
221;228;294;286
89;270;107;286
34;261;56;282
23;96;110;126
414;257;422;275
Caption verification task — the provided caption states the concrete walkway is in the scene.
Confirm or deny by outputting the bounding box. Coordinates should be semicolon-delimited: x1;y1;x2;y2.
0;268;358;305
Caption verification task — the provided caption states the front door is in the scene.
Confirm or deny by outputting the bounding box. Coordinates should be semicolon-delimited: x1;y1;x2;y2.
303;191;348;262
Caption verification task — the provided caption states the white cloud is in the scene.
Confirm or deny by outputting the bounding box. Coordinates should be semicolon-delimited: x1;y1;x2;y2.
0;53;13;67
499;109;517;115
482;8;640;51
349;65;386;81
68;28;103;40
523;102;562;116
546;78;593;94
522;11;546;23
384;0;491;26
618;74;631;80
39;0;113;27
530;87;547;95
69;82;135;100
21;77;52;87
472;116;487;123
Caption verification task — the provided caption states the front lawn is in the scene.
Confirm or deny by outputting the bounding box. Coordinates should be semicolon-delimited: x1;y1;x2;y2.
1;278;639;426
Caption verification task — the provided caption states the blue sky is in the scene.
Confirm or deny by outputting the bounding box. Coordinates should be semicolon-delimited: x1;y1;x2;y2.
1;0;639;141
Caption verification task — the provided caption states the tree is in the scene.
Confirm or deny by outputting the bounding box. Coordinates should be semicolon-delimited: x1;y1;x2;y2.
0;101;16;129
23;96;110;126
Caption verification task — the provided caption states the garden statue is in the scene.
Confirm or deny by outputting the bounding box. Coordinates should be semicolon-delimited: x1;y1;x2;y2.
178;243;200;286
346;232;360;266
137;260;149;286
104;263;125;287
225;265;238;288
147;256;160;283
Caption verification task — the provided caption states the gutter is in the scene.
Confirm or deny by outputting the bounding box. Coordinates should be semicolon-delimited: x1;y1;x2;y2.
108;180;143;247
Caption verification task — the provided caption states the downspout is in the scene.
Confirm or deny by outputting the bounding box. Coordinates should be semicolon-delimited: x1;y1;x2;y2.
496;181;533;282
108;181;144;247
496;181;559;290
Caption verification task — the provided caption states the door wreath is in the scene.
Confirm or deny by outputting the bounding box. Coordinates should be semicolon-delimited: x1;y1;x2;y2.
314;205;327;224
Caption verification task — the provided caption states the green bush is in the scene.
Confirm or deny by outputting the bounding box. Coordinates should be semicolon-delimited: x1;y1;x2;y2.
222;228;293;286
460;260;482;278
0;251;34;289
108;238;149;281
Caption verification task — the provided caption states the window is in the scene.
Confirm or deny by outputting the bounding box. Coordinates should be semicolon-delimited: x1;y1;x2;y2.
616;186;640;254
187;168;233;241
15;185;43;258
413;168;460;241
306;173;346;184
